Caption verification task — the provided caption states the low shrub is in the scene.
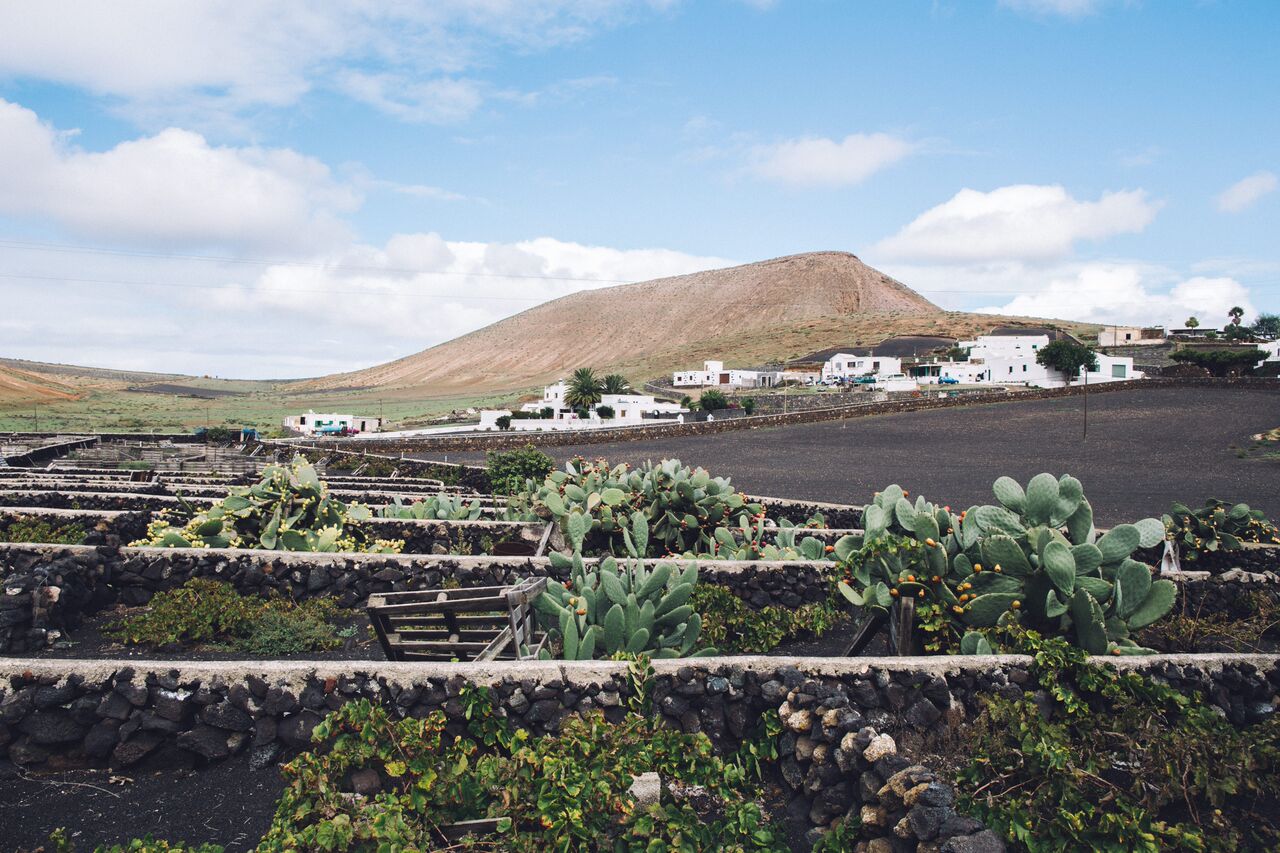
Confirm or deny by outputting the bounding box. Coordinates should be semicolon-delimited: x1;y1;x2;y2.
699;389;729;411
693;584;845;653
485;444;554;495
957;627;1280;852
108;578;347;654
0;515;87;545
595;404;615;419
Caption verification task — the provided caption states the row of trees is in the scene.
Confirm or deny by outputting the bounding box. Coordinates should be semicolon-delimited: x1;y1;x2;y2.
1185;308;1279;341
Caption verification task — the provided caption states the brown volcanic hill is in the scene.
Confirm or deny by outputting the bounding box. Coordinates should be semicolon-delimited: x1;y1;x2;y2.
300;252;948;394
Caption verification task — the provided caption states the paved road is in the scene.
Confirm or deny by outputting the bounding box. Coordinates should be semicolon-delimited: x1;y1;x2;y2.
429;386;1280;525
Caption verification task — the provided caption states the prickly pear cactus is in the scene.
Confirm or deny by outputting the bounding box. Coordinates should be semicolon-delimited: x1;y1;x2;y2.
533;511;714;659
840;474;1176;655
136;457;401;553
378;494;484;521
519;457;763;556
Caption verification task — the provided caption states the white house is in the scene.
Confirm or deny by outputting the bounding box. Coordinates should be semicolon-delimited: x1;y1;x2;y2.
673;360;781;388
910;361;988;385
520;381;571;418
821;353;904;380
283;411;381;436
1099;325;1166;347
961;332;1141;387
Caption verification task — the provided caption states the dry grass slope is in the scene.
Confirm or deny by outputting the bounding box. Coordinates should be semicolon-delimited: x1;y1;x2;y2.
296;251;1098;396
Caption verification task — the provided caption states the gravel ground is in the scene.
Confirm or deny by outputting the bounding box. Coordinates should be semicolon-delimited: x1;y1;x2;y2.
433;386;1280;525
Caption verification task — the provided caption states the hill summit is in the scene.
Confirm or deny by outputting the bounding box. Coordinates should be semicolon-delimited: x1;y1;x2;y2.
301;252;942;394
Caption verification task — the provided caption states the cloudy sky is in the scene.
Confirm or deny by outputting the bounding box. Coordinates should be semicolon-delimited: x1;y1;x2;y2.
0;0;1276;378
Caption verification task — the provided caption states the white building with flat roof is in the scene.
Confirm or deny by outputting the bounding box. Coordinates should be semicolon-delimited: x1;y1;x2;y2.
673;360;781;388
283;411;381;436
821;353;903;380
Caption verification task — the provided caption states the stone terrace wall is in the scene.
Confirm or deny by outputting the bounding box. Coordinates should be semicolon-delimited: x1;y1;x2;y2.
1;654;1275;850
287;378;1279;454
0;544;832;652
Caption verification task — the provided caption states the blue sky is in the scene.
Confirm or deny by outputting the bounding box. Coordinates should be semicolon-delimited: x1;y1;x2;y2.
0;0;1276;378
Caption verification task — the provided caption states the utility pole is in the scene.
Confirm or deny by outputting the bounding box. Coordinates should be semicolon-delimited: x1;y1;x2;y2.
1082;367;1088;440
33;403;38;433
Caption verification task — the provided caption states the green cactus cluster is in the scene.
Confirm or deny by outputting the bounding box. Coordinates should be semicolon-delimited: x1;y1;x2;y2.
533;510;713;659
378;494;484;521
693;515;854;561
838;475;1177;655
516;457;763;556
1164;498;1280;558
136;457;401;554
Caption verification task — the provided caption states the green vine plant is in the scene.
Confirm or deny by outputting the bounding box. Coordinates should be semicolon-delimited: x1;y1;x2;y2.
256;687;786;852
956;625;1280;852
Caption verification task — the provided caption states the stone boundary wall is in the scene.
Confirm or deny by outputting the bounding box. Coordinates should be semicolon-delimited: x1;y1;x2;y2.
0;544;833;652
1;653;1275;850
3;432;198;443
261;443;491;492
0;507;543;559
284;378;1279;454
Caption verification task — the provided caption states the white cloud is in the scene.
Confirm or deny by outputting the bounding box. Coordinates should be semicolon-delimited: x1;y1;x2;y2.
1215;171;1277;213
974;264;1255;328
1;234;733;377
749;133;914;187
999;0;1103;18
875;184;1160;263
335;72;488;124
0;2;655;127
0;98;356;251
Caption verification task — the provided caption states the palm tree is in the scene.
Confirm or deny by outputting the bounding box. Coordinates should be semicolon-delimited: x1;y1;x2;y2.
565;367;604;409
602;373;632;395
1228;306;1244;326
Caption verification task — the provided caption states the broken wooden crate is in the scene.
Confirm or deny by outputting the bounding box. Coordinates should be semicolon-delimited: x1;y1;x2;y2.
368;577;548;661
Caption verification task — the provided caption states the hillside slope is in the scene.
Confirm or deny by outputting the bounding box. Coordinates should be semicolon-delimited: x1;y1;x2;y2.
300;252;949;394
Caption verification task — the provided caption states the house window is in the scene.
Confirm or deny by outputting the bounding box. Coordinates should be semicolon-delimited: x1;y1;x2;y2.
1112;364;1126;378
872;361;880;370
300;416;306;425
1125;333;1133;340
1008;366;1013;374
1022;364;1027;372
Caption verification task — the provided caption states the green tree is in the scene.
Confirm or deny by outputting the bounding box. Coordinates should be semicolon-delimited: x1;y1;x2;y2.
1228;305;1245;326
742;398;756;415
601;373;632;395
1252;313;1280;339
1170;347;1266;377
699;389;729;411
1035;339;1099;383
679;395;693;409
565;367;604;409
1185;316;1200;329
595;405;615;419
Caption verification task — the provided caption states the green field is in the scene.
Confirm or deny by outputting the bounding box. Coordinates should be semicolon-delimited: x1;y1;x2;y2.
0;378;525;434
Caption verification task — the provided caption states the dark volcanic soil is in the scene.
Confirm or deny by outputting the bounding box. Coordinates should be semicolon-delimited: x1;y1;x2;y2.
435;386;1280;525
3;753;283;852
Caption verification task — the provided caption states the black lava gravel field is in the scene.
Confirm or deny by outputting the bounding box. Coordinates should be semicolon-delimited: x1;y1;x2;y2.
437;386;1280;525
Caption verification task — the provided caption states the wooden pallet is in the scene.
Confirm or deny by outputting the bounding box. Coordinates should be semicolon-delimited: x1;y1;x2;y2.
368;577;548;662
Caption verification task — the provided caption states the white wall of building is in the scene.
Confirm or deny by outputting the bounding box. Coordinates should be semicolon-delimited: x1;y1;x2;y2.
283;411;381;435
672;360;780;388
821;353;903;379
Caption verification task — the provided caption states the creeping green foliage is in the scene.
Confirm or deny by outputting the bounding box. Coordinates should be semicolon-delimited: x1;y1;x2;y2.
0;515;87;545
108;578;346;654
692;584;845;653
958;627;1280;852
258;691;784;852
135;457;401;553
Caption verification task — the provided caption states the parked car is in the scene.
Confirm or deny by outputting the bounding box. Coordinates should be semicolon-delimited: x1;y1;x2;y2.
852;375;878;385
938;376;960;385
